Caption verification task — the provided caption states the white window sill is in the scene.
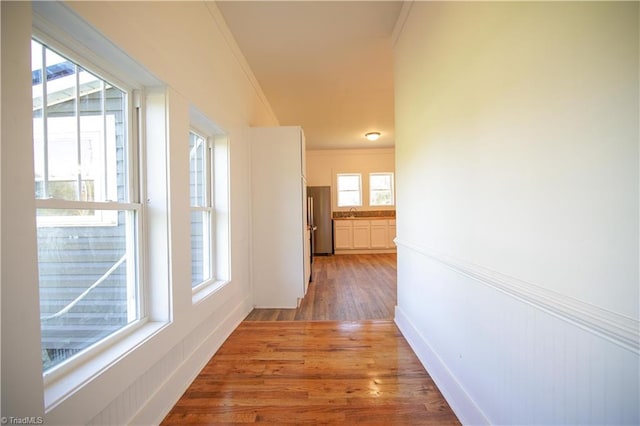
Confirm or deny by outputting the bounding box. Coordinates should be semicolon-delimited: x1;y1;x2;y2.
192;279;230;305
44;321;168;411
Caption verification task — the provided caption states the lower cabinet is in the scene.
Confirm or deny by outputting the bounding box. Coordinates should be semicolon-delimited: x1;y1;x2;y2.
387;220;396;248
370;221;388;249
333;219;396;253
352;222;371;249
334;220;353;250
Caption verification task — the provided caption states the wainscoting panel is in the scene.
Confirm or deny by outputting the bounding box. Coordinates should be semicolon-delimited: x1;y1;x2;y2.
395;241;639;425
87;297;252;425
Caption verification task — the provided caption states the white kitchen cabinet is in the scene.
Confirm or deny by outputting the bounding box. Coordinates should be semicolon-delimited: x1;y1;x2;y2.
387;219;396;248
352;221;371;249
370;220;388;249
334;220;353;249
250;126;309;308
333;218;396;253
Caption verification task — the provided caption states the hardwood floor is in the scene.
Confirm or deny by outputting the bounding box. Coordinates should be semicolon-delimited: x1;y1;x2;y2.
246;253;397;321
162;254;460;424
161;321;460;425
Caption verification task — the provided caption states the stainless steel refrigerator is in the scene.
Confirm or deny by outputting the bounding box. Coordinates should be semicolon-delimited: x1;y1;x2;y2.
307;186;333;255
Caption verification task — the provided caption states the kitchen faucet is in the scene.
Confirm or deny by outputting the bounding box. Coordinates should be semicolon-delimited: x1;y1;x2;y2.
348;207;357;218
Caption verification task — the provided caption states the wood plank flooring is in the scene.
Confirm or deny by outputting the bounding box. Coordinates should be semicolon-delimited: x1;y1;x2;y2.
161;320;460;425
246;254;397;321
162;254;459;424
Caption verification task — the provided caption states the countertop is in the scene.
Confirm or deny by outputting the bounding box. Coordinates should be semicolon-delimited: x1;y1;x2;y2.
333;216;395;221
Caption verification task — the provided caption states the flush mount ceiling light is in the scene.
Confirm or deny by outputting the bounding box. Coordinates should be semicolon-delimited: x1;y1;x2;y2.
365;132;381;141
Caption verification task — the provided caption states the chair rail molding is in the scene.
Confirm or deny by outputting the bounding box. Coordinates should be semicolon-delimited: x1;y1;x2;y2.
395;238;640;354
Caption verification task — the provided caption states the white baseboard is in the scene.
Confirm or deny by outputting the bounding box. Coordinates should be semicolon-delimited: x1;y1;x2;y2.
395;306;489;426
334;248;396;255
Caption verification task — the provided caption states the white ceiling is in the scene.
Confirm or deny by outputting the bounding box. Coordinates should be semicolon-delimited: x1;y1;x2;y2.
216;1;402;150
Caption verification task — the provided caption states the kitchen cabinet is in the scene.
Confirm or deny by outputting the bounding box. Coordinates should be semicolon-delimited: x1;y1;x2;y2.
387;219;396;248
333;218;396;253
334;220;353;250
250;126;309;308
352;221;371;249
370;221;388;249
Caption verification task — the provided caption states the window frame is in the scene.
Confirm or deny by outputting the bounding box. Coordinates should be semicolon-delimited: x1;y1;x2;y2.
369;172;395;207
32;34;147;381
336;173;363;207
32;39;127;228
189;128;216;290
188;105;231;304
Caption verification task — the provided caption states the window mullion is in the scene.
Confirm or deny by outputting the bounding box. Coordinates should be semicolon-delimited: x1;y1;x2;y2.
207;138;214;277
132;90;142;204
102;80;108;201
75;64;82;201
195;137;200;206
35;198;141;211
41;45;50;199
207;137;213;208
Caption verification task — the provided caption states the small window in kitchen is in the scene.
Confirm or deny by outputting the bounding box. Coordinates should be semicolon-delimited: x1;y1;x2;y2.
337;173;362;207
369;172;394;206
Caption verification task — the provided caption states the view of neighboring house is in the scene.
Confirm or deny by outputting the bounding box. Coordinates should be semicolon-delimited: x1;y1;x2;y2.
32;40;132;370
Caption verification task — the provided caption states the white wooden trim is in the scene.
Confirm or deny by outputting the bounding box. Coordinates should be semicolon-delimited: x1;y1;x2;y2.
334;249;396;255
395;306;490;426
128;296;251;425
391;0;414;48
35;199;141;211
395;238;640;354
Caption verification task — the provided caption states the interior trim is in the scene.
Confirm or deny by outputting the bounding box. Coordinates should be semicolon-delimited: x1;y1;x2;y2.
391;0;414;48
395;306;490;426
395;238;640;354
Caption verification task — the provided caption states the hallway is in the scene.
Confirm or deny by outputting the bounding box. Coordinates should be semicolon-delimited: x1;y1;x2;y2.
247;253;397;321
162;254;460;424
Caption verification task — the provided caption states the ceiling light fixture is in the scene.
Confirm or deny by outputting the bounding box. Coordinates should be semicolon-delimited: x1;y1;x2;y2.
365;132;381;141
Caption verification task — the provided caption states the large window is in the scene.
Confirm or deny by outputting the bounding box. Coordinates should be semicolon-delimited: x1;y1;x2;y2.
337;173;362;207
189;130;214;288
32;39;141;372
369;172;395;206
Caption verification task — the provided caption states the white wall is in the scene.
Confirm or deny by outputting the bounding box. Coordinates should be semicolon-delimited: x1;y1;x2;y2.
1;2;45;418
394;2;639;425
306;148;395;212
1;2;277;424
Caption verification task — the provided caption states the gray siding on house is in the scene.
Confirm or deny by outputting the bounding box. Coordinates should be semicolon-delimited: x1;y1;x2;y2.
35;61;133;369
38;217;130;362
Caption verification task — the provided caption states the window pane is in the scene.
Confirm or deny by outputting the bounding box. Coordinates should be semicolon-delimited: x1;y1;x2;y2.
46;51;78;200
338;191;360;207
189;132;207;207
370;173;394;206
105;84;128;203
38;209;139;371
191;210;211;287
337;174;361;207
32;41;45;198
33;39;138;373
370;174;391;190
371;190;393;206
79;68;103;203
33;40;127;204
339;175;360;191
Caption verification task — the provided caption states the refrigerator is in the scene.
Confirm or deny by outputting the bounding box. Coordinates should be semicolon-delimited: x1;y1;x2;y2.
307;186;333;255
